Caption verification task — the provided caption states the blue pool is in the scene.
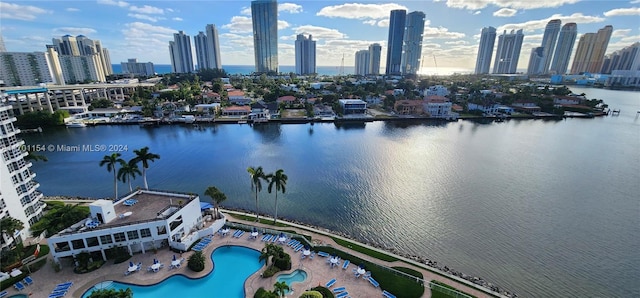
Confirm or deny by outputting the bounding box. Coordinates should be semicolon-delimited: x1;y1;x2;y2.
276;269;307;294
82;246;263;298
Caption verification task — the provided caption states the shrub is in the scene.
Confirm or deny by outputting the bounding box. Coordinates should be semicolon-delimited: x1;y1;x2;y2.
299;291;323;298
273;253;291;271
254;287;278;298
310;286;334;298
262;265;280;278
188;251;206;272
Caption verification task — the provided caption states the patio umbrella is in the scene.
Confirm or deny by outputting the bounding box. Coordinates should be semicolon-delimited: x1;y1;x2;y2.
129;261;134;267
173;255;177;261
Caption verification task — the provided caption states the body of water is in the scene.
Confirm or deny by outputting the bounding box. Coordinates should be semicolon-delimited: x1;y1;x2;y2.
24;87;639;297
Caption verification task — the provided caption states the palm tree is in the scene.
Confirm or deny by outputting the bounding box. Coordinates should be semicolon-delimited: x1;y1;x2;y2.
266;169;288;224
273;281;290;298
100;153;125;199
131;147;160;189
0;217;24;249
204;186;227;219
247;166;268;221
117;160;142;192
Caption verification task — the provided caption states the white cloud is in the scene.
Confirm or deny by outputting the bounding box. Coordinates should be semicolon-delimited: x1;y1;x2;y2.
278;3;303;14
445;40;467;45
66;8;79;12
278;20;290;30
240;7;251;16
377;19;390;27
604;7;640;17
362;20;377;26
293;25;348;40
172;17;183;21
53;27;97;35
523;34;543;42
612;29;632;38
317;3;408;20
443;0;581;10
0;2;51;21
620;34;640;43
130;5;163;14
630;0;640;3
473;11;481;15
128;13;161;22
493;8;517;17
97;0;129;8
119;22;176;61
166;8;174;12
222;16;253;33
498;13;604;32
424;25;466;39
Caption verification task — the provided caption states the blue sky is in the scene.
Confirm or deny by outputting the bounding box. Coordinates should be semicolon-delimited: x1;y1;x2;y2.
1;0;639;73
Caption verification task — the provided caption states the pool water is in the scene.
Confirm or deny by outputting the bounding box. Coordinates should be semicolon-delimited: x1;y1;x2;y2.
276;269;308;294
82;246;263;298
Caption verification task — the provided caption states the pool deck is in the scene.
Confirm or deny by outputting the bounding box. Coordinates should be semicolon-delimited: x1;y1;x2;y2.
6;212;499;298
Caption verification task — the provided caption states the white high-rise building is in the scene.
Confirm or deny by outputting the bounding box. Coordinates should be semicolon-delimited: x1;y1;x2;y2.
369;43;382;75
169;31;194;73
294;34;316;75
355;50;370;76
493;29;524;74
193;25;222;71
475;27;496;74
194;32;208;71
601;42;640;74
47;35;113;77
400;11;426;75
550;23;577;75
540;19;562;74
0;51;64;86
58;54;106;83
0;105;46;249
527;47;545;75
121;58;155;76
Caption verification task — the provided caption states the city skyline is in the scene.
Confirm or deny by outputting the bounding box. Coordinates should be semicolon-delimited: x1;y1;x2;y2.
1;0;639;74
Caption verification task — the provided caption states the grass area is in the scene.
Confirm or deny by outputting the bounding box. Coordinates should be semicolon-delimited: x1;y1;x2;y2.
0;244;50;291
281;109;307;118
430;280;477;298
315;246;424;298
329;236;399;262
228;213;291;227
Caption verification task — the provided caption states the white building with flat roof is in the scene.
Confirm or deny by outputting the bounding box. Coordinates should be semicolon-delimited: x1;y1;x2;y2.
338;99;367;114
47;189;225;265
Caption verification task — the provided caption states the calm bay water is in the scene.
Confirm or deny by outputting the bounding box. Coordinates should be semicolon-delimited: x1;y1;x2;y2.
24;87;639;297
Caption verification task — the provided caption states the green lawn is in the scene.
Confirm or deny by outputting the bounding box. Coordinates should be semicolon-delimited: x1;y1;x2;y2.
329;236;399;262
430;280;477;298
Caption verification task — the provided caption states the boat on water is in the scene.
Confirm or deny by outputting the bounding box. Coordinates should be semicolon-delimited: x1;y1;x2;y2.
66;121;87;128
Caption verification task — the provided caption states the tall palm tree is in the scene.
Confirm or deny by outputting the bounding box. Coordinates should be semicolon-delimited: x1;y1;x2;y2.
117;160;142;192
247;166;268;221
204;186;227;219
273;281;290;298
0;217;24;250
131;147;160;189
100;153;125;200
266;169;288;224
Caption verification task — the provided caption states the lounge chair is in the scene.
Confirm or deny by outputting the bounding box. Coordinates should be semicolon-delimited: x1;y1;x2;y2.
48;294;65;298
23;276;33;285
0;291;7;298
336;292;349;298
325;278;337;288
363;271;371;279
14;282;25;291
332;287;346;293
342;260;350;270
317;251;330;257
382;290;397;298
55;282;73;289
368;276;379;287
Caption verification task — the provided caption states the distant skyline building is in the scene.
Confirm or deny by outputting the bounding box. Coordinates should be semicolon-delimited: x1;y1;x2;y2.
385;9;407;75
475;26;497;74
540;19;562;74
121;58;155;76
169;30;194;73
194;25;222;71
601;42;640;74
550;23;577;75
400;11;426;75
58;54;106;83
0;50;64;86
294;34;316;75
527;47;545;75
355;50;370;76
571;25;613;74
493;29;524;74
47;35;112;76
0;35;6;52
369;43;382;75
251;0;278;74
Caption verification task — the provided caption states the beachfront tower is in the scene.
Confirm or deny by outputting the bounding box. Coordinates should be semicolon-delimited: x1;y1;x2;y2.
475;27;496;74
385;9;406;75
169;31;194;73
540;19;562;74
294;34;316;75
493;29;524;74
369;43;382;75
550;23;577;75
251;0;279;74
400;11;426;75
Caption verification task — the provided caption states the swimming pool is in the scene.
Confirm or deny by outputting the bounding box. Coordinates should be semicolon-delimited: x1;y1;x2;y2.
82;246;263;298
276;269;307;294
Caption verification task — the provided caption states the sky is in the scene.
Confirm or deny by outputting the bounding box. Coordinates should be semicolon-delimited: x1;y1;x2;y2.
1;0;639;74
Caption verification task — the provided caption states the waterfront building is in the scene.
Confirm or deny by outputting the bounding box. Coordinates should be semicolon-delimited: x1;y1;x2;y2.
475;27;497;74
527;47;545;75
424;85;449;97
400;11;426;75
169;31;194;73
0;50;64;86
251;0;279;74
339;99;367;114
47;189;225;265
55;35;80;56
601;42;639;74
354;50;370;76
193;25;222;71
58;54;106;83
493;29;524;74
47;35;113;77
121;58;155;76
540;19;562;74
294;34;316;75
369;43;382;75
385;9;407;75
571;25;613;74
0;105;45;249
550;23;577;75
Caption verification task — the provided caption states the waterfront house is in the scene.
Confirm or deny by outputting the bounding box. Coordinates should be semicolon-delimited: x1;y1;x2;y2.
221;105;251;117
553;95;582;105
277;95;298;105
424;96;456;119
424;85;450;97
338;99;367;114
249;102;270;121
394;99;425;115
511;101;541;114
47;190;225;266
194;103;221;115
